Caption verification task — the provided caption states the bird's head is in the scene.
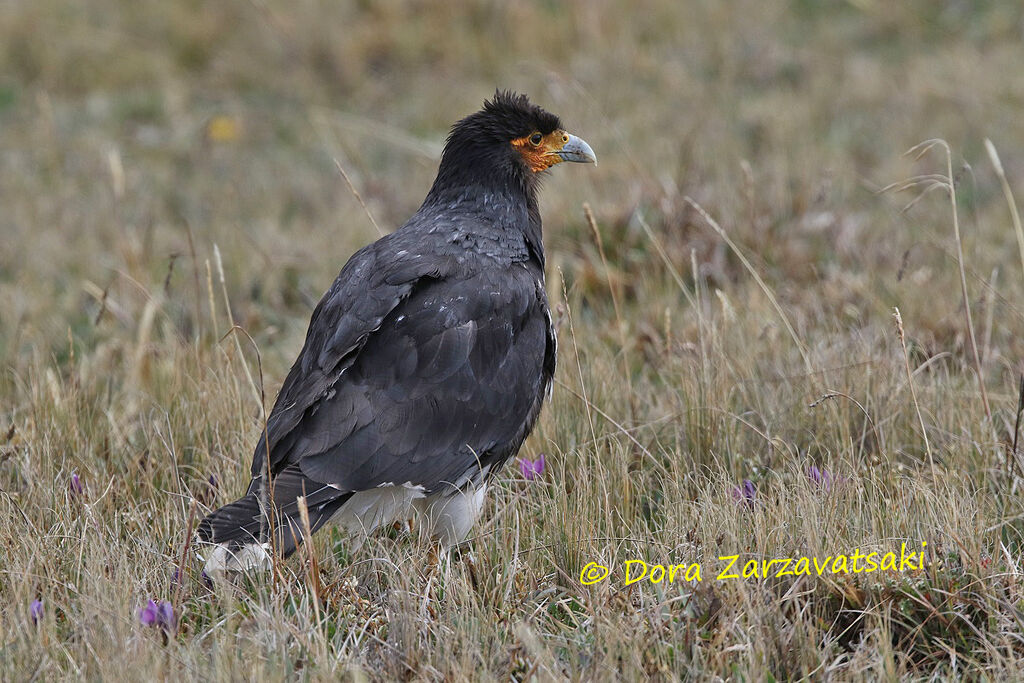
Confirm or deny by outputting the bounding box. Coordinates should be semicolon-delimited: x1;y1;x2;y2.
428;90;596;201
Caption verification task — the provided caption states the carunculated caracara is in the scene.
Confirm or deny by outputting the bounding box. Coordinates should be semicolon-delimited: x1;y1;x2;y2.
197;91;596;574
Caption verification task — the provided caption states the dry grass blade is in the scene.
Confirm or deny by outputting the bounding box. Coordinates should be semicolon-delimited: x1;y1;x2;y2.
552;376;667;478
887;140;994;427
295;494;322;624
809;390;884;455
172;498;199;617
912;140;992;424
683;196;813;375
985;139;1024;283
334;158;386;238
1009;374;1024;482
558;268;598;451
936;140;993;425
894;308;934;475
635;210;698;310
583;203;636;421
215;245;261;407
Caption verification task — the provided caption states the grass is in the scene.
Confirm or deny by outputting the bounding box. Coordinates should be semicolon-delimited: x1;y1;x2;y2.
3;0;1024;679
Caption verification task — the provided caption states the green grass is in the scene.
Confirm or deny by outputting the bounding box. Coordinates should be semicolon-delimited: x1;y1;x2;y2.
3;0;1024;679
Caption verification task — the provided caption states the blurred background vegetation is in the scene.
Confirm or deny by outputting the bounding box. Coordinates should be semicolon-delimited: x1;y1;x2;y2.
3;0;1024;679
3;0;1022;370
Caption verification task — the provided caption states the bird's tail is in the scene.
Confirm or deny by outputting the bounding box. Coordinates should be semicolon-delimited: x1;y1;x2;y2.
196;466;351;574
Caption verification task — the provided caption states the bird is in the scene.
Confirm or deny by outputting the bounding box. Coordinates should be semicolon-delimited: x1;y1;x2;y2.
196;90;596;574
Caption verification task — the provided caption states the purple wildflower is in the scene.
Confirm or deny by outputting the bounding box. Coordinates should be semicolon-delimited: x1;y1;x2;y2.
158;601;175;627
138;599;176;632
138;600;159;626
731;479;756;508
200;570;214;590
30;599;43;625
69;472;84;497
518;454;545;481
197;473;220;505
807;466;846;492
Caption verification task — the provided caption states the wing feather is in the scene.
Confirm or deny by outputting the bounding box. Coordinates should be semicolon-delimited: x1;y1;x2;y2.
248;229;552;501
249;236;455;480
296;265;548;491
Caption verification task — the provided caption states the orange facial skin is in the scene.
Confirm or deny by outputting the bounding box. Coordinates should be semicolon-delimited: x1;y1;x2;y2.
511;130;572;172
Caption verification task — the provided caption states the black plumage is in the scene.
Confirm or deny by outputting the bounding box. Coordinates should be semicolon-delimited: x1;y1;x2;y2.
196;91;595;571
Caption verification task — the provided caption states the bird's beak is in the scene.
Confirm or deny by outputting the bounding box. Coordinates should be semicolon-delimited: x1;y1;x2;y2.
555;134;597;165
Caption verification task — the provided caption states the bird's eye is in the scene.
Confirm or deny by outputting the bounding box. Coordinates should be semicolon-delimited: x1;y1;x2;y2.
529;133;543;146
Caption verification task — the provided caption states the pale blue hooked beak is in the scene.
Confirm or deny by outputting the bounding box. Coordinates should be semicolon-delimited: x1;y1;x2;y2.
556;134;597;165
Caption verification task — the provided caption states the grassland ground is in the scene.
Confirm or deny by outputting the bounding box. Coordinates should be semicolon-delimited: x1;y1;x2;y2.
3;1;1024;679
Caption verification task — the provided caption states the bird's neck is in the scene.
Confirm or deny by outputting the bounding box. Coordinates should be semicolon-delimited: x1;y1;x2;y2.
420;173;545;267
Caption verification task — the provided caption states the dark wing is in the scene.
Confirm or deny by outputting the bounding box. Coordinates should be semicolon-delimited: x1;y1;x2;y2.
249;234;455;483
259;261;551;494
